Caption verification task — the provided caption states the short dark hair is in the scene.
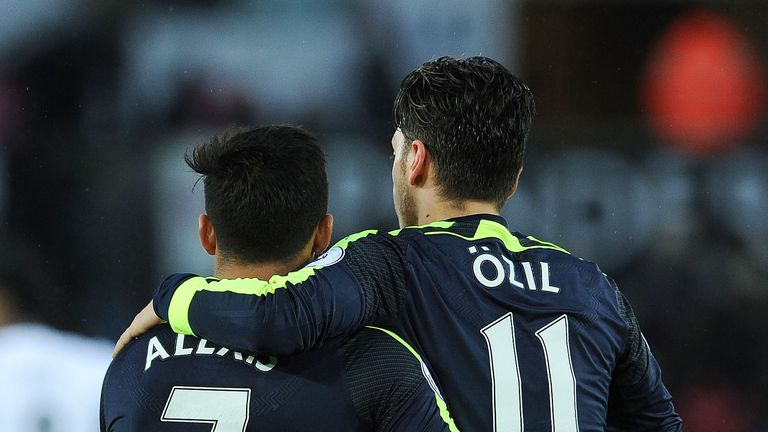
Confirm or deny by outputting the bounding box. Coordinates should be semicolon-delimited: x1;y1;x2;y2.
186;125;328;262
394;56;536;208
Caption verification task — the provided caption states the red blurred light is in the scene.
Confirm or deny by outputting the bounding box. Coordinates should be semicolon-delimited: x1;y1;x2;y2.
642;11;767;155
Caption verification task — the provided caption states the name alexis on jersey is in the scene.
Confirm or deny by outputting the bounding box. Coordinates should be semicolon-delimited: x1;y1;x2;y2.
144;334;277;372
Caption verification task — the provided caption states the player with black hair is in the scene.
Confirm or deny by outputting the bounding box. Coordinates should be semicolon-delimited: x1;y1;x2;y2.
101;125;454;431
119;58;682;431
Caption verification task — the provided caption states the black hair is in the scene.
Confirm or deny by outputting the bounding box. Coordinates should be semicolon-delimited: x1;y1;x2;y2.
186;125;328;262
394;56;536;208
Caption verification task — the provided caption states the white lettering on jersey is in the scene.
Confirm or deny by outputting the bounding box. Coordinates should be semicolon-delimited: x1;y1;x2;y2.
502;256;526;289
254;357;277;372
469;247;561;293
143;336;278;372
472;253;506;288
196;338;216;355
174;334;194;356
146;336;171;371
540;263;560;293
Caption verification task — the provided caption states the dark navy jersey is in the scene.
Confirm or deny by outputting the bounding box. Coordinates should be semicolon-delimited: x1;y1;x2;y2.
153;214;682;431
100;325;452;431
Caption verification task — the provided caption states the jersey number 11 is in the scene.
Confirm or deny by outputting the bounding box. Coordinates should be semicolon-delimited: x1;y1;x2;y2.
481;313;578;432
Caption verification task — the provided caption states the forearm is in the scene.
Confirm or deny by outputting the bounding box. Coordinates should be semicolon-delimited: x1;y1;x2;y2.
154;270;367;354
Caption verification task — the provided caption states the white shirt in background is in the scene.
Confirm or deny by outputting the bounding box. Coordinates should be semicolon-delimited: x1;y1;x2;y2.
0;323;112;432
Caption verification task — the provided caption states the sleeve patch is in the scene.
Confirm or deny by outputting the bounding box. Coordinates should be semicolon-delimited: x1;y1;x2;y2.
305;246;346;269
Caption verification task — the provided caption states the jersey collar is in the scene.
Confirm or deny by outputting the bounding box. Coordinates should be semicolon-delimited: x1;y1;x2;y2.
445;213;508;227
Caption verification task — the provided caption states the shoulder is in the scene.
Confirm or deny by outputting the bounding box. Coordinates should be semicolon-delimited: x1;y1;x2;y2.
101;327;168;425
339;327;438;427
103;326;170;390
328;218;497;254
110;325;172;365
341;326;423;376
340;326;432;399
323;229;410;277
450;220;625;309
331;229;408;256
328;220;481;264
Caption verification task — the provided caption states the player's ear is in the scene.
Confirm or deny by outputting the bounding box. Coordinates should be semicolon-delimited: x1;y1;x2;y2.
198;213;217;256
506;167;524;199
408;139;430;186
312;214;334;254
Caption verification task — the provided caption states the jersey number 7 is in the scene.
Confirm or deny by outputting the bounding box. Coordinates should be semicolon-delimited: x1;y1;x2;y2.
161;386;251;431
481;313;578;432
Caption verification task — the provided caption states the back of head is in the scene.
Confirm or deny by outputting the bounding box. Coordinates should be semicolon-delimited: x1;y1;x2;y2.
394;56;536;208
186;125;328;263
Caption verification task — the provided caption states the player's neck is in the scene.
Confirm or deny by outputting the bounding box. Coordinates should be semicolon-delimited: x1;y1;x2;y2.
213;253;309;280
416;195;501;225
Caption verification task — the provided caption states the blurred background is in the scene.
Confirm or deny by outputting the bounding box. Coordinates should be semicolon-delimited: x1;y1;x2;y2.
0;0;766;430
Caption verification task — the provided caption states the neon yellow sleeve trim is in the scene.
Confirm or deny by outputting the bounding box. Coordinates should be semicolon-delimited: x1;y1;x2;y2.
167;267;321;336
366;326;461;432
434;394;461;432
424;219;570;254
333;229;378;249
388;220;456;236
168;277;210;336
525;235;571;254
366;325;423;360
331;220;454;245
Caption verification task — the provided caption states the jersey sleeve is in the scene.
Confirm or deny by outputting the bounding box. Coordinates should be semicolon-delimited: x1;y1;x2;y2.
152;230;410;354
341;327;455;432
100;338;156;432
382;382;452;432
606;285;683;431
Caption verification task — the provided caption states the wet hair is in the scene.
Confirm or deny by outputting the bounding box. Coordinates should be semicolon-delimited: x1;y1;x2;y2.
394;56;536;208
186;125;327;262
